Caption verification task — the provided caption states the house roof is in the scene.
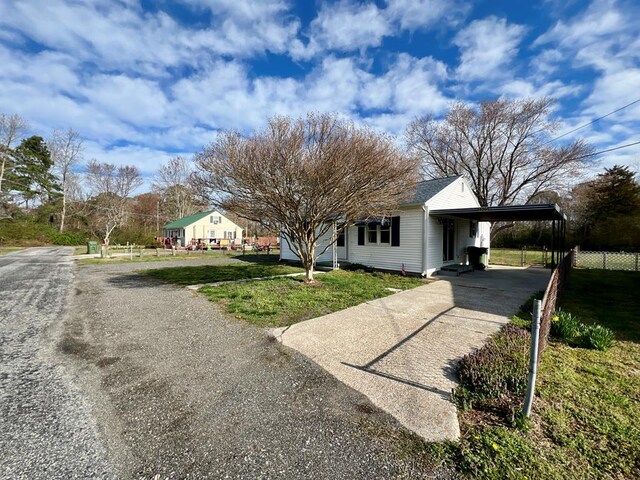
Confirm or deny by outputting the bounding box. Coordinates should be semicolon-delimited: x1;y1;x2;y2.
163;211;215;229
403;176;460;205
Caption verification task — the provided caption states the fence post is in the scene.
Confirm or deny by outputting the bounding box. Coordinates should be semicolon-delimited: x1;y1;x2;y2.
523;299;542;418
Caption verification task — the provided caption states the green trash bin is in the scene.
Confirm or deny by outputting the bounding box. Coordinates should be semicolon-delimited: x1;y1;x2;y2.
87;241;99;254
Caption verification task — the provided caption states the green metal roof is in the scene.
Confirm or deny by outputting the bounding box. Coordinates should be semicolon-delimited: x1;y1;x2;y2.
163;211;215;229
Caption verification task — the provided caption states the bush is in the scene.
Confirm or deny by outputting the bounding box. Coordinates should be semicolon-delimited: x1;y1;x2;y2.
48;231;88;245
341;263;375;273
457;325;530;400
579;324;615;351
551;310;580;340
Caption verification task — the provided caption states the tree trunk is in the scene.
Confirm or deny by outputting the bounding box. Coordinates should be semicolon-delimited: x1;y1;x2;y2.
59;191;66;232
0;155;5;193
303;245;315;282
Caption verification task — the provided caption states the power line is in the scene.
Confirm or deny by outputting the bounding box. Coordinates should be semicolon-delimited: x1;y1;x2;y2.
575;140;640;161
544;97;640;145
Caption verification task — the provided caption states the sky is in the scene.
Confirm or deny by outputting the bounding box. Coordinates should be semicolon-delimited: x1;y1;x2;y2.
0;0;639;186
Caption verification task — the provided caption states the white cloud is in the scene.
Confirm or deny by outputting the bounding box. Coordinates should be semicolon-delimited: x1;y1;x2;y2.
0;0;300;76
454;16;526;81
385;0;469;31
293;1;390;59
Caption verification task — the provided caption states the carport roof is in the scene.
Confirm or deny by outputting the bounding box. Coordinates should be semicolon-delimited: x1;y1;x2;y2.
430;203;566;222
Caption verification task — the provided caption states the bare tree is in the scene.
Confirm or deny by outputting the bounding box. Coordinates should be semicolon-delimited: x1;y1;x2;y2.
85;160;143;245
49;128;84;231
152;156;200;223
0;113;29;195
192;113;420;282
406;98;593;216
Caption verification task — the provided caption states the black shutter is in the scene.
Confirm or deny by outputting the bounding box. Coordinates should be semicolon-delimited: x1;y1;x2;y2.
391;216;400;246
357;225;365;245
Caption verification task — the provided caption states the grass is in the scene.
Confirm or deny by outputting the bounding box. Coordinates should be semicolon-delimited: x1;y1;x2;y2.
425;268;640;479
560;269;640;341
0;247;23;256
198;269;425;327
143;256;303;286
490;248;545;267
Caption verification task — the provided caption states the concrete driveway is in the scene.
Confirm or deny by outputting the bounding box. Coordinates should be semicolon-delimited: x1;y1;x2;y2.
275;266;550;442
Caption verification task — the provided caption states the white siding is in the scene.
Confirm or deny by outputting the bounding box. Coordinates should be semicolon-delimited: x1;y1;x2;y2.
427;177;481;210
347;208;424;273
280;229;334;264
423;178;486;276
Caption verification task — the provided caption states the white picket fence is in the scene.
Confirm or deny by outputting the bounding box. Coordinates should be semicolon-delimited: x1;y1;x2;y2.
574;250;640;271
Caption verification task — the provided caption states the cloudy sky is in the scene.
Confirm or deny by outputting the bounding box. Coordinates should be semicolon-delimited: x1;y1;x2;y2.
1;0;638;182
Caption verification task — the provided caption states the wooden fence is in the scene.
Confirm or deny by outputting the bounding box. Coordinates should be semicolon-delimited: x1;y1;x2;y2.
574;250;640;271
538;249;574;358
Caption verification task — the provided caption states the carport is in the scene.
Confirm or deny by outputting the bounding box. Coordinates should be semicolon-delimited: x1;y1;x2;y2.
430;203;568;269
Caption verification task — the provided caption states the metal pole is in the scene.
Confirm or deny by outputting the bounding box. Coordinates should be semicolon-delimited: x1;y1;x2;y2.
523;299;542;417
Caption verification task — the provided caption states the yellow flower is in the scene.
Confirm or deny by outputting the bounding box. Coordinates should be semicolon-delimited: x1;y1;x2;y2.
492;443;500;451
553;315;559;322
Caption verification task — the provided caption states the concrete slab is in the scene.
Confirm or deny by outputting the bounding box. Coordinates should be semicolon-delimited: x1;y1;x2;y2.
275;266;550;442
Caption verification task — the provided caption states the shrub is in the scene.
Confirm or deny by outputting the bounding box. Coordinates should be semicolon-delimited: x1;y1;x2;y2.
580;324;615;351
551;310;580;340
341;263;375;273
457;325;530;400
49;231;88;246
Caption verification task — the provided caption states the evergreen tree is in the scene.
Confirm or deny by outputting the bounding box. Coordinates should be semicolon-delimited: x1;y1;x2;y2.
9;136;60;208
582;165;640;250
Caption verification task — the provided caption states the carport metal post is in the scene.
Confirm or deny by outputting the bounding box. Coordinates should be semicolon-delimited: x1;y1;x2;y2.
523;299;542;417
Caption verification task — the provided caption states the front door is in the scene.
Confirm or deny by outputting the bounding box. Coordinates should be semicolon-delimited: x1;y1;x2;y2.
337;228;347;260
442;219;455;262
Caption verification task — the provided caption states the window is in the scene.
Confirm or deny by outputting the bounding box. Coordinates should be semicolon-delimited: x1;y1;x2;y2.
379;221;390;244
367;224;378;243
337;230;345;247
210;215;221;224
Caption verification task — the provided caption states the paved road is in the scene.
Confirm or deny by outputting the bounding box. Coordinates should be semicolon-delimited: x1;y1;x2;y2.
0;247;112;479
61;258;452;479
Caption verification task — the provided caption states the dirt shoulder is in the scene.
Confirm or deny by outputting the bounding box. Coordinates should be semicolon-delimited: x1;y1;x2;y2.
58;259;451;479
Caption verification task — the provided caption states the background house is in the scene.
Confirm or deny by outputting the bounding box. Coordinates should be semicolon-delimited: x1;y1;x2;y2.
163;210;243;247
280;176;490;276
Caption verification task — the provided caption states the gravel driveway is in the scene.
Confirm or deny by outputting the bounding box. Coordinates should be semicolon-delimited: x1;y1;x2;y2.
57;256;452;479
0;247;111;479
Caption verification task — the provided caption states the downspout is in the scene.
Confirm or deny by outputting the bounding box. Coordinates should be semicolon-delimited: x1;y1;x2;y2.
422;204;430;277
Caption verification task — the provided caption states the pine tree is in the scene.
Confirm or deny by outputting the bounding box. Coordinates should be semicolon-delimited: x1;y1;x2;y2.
10;136;60;208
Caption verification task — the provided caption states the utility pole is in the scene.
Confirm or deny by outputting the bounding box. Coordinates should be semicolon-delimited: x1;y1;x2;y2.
156;200;160;237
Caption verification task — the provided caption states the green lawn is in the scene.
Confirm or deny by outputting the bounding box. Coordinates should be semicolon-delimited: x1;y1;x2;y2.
426;268;640;479
143;257;303;285
0;247;23;256
490;248;546;266
199;269;425;327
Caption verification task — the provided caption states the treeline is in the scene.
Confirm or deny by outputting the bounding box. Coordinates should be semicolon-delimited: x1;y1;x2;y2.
0;113;208;246
493;165;640;251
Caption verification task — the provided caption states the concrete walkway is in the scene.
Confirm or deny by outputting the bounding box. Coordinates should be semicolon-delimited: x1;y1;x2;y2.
274;266;550;442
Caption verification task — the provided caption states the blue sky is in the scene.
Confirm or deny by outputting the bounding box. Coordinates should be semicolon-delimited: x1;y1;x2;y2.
0;0;638;182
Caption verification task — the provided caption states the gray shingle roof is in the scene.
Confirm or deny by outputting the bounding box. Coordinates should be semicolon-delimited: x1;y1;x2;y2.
402;176;460;205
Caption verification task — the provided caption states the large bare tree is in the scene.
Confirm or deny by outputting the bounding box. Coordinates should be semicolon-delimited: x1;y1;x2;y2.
0;113;28;196
152;156;200;223
85;160;142;245
49;128;84;231
192;113;420;282
406;98;593;213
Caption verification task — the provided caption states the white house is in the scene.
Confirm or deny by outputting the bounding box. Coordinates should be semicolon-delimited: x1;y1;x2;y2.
163;210;243;247
280;176;491;276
